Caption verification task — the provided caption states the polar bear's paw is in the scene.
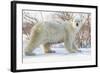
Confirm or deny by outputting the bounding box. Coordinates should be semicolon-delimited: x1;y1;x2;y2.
46;50;56;53
25;52;36;56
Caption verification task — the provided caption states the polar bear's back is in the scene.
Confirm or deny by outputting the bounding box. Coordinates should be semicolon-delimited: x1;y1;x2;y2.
41;21;66;44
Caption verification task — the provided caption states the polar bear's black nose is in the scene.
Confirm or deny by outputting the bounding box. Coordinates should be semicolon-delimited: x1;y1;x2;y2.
76;23;79;27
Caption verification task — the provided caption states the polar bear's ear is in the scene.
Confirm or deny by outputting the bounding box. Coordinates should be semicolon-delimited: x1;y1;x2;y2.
81;14;88;24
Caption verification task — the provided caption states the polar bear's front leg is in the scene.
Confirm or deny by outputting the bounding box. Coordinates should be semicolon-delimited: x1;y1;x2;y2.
43;43;55;54
64;32;77;53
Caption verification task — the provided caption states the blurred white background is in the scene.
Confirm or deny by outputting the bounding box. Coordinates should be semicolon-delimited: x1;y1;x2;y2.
0;0;99;73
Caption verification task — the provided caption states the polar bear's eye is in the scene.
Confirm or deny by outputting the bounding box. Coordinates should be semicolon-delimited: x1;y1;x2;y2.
76;23;79;27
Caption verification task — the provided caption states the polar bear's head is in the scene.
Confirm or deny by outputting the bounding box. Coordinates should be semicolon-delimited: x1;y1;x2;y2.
72;14;88;32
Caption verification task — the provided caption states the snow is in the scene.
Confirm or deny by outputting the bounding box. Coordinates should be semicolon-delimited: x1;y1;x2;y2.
22;36;91;64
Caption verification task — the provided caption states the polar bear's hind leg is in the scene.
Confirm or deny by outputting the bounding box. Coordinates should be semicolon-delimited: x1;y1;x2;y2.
25;24;43;56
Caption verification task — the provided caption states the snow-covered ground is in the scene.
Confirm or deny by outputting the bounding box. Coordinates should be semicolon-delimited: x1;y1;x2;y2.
22;35;91;64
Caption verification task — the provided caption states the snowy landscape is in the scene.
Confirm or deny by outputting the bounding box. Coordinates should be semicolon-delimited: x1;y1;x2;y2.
22;10;91;64
22;35;91;64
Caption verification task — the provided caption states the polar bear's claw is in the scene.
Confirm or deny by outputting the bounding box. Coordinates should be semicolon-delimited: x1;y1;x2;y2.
25;52;36;56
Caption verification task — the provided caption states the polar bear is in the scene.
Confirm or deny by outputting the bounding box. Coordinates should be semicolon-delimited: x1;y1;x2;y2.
24;14;86;56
